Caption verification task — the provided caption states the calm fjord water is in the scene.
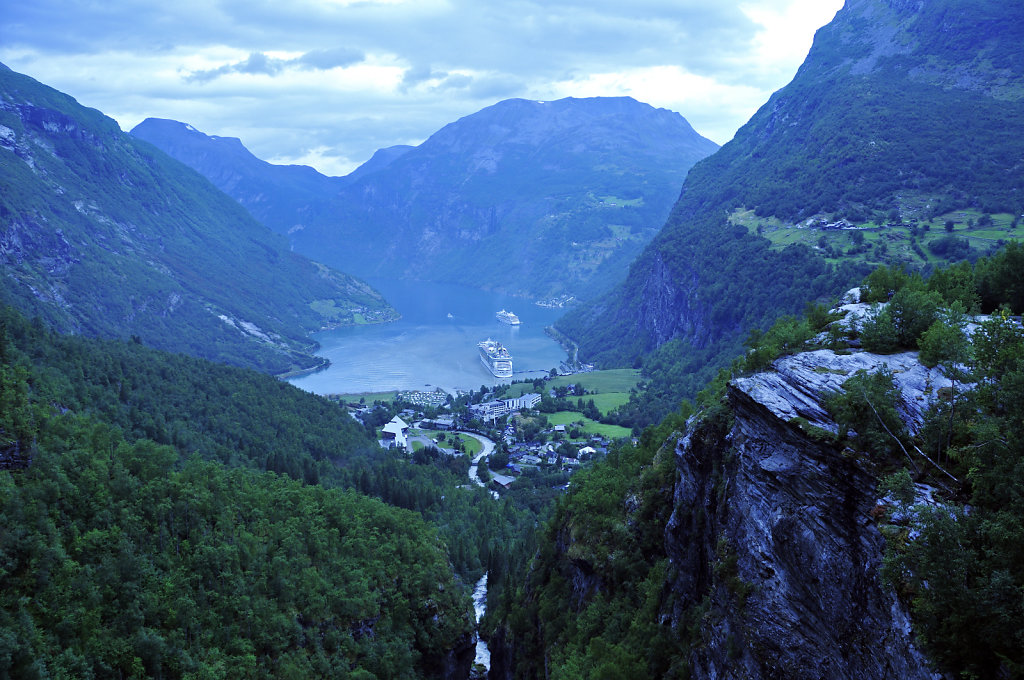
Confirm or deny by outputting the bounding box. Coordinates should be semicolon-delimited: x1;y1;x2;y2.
287;279;569;395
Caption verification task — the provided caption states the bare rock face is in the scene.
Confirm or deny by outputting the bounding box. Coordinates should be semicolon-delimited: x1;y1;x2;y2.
732;349;951;436
665;348;944;680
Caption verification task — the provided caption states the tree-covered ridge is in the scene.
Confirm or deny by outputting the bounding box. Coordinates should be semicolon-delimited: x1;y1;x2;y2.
0;299;524;583
0;63;395;375
0;297;580;676
0;416;472;679
673;0;1024;226
130;117;350;238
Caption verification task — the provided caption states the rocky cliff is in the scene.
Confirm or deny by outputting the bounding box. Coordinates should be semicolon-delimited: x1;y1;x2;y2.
491;334;952;678
664;345;947;679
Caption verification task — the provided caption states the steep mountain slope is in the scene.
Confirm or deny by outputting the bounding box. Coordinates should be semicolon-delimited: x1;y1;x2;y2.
0;64;395;374
558;0;1024;422
677;0;1024;224
293;96;719;299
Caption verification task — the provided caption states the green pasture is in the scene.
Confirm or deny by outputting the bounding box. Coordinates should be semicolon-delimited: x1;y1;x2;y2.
410;429;482;456
548;368;641;394
732;206;1024;271
547;411;632;439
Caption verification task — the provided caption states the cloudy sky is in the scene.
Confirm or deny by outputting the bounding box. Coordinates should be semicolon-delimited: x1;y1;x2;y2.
2;0;843;176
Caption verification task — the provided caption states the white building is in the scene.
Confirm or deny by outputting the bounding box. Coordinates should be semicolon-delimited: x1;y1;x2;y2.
469;400;510;421
504;393;541;411
470;392;543;423
381;415;410;450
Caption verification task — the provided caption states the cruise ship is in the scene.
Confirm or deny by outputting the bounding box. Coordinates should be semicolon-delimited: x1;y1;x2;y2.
496;309;521;325
478;339;513;378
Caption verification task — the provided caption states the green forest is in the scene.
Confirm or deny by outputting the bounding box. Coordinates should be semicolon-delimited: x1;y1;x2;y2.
0;299;549;678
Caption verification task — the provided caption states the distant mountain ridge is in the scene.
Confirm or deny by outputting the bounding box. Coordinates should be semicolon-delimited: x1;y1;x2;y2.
130;118;347;235
135;97;719;300
130;118;416;235
557;0;1024;423
303;96;719;299
0;63;396;374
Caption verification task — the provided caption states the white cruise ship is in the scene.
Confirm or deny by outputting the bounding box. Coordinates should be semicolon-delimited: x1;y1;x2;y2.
496;309;521;325
478;339;513;378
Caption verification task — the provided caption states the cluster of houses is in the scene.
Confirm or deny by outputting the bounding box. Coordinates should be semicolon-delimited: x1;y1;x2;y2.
489;438;607;490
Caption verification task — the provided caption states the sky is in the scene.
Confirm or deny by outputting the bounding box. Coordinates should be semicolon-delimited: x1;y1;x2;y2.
1;0;843;177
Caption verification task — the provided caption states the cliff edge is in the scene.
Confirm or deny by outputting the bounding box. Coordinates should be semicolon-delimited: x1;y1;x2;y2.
664;343;947;679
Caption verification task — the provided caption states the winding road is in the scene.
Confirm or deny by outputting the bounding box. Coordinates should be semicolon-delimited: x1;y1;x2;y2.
461;431;499;499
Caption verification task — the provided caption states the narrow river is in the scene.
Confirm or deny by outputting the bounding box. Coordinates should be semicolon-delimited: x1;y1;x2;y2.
472;572;491;670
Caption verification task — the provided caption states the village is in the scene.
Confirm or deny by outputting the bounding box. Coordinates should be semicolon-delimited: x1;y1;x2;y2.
338;370;640;494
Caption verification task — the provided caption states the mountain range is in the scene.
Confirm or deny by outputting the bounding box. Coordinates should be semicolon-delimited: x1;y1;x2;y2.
134;97;719;300
0;63;395;375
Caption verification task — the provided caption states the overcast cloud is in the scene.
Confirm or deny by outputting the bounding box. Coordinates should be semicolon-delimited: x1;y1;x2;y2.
1;0;843;176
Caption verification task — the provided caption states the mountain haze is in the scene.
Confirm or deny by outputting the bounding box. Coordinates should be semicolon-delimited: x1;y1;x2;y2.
130;118;417;235
559;0;1024;421
138;97;719;301
0;64;395;374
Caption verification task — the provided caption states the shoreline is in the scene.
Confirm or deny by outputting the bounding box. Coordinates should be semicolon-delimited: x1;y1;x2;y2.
275;355;331;380
277;311;404;381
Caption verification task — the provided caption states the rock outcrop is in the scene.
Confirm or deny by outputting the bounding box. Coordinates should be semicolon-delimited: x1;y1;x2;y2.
732;348;951;436
664;346;944;679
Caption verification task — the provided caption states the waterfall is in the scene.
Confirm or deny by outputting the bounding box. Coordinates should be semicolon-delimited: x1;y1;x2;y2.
473;572;490;672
